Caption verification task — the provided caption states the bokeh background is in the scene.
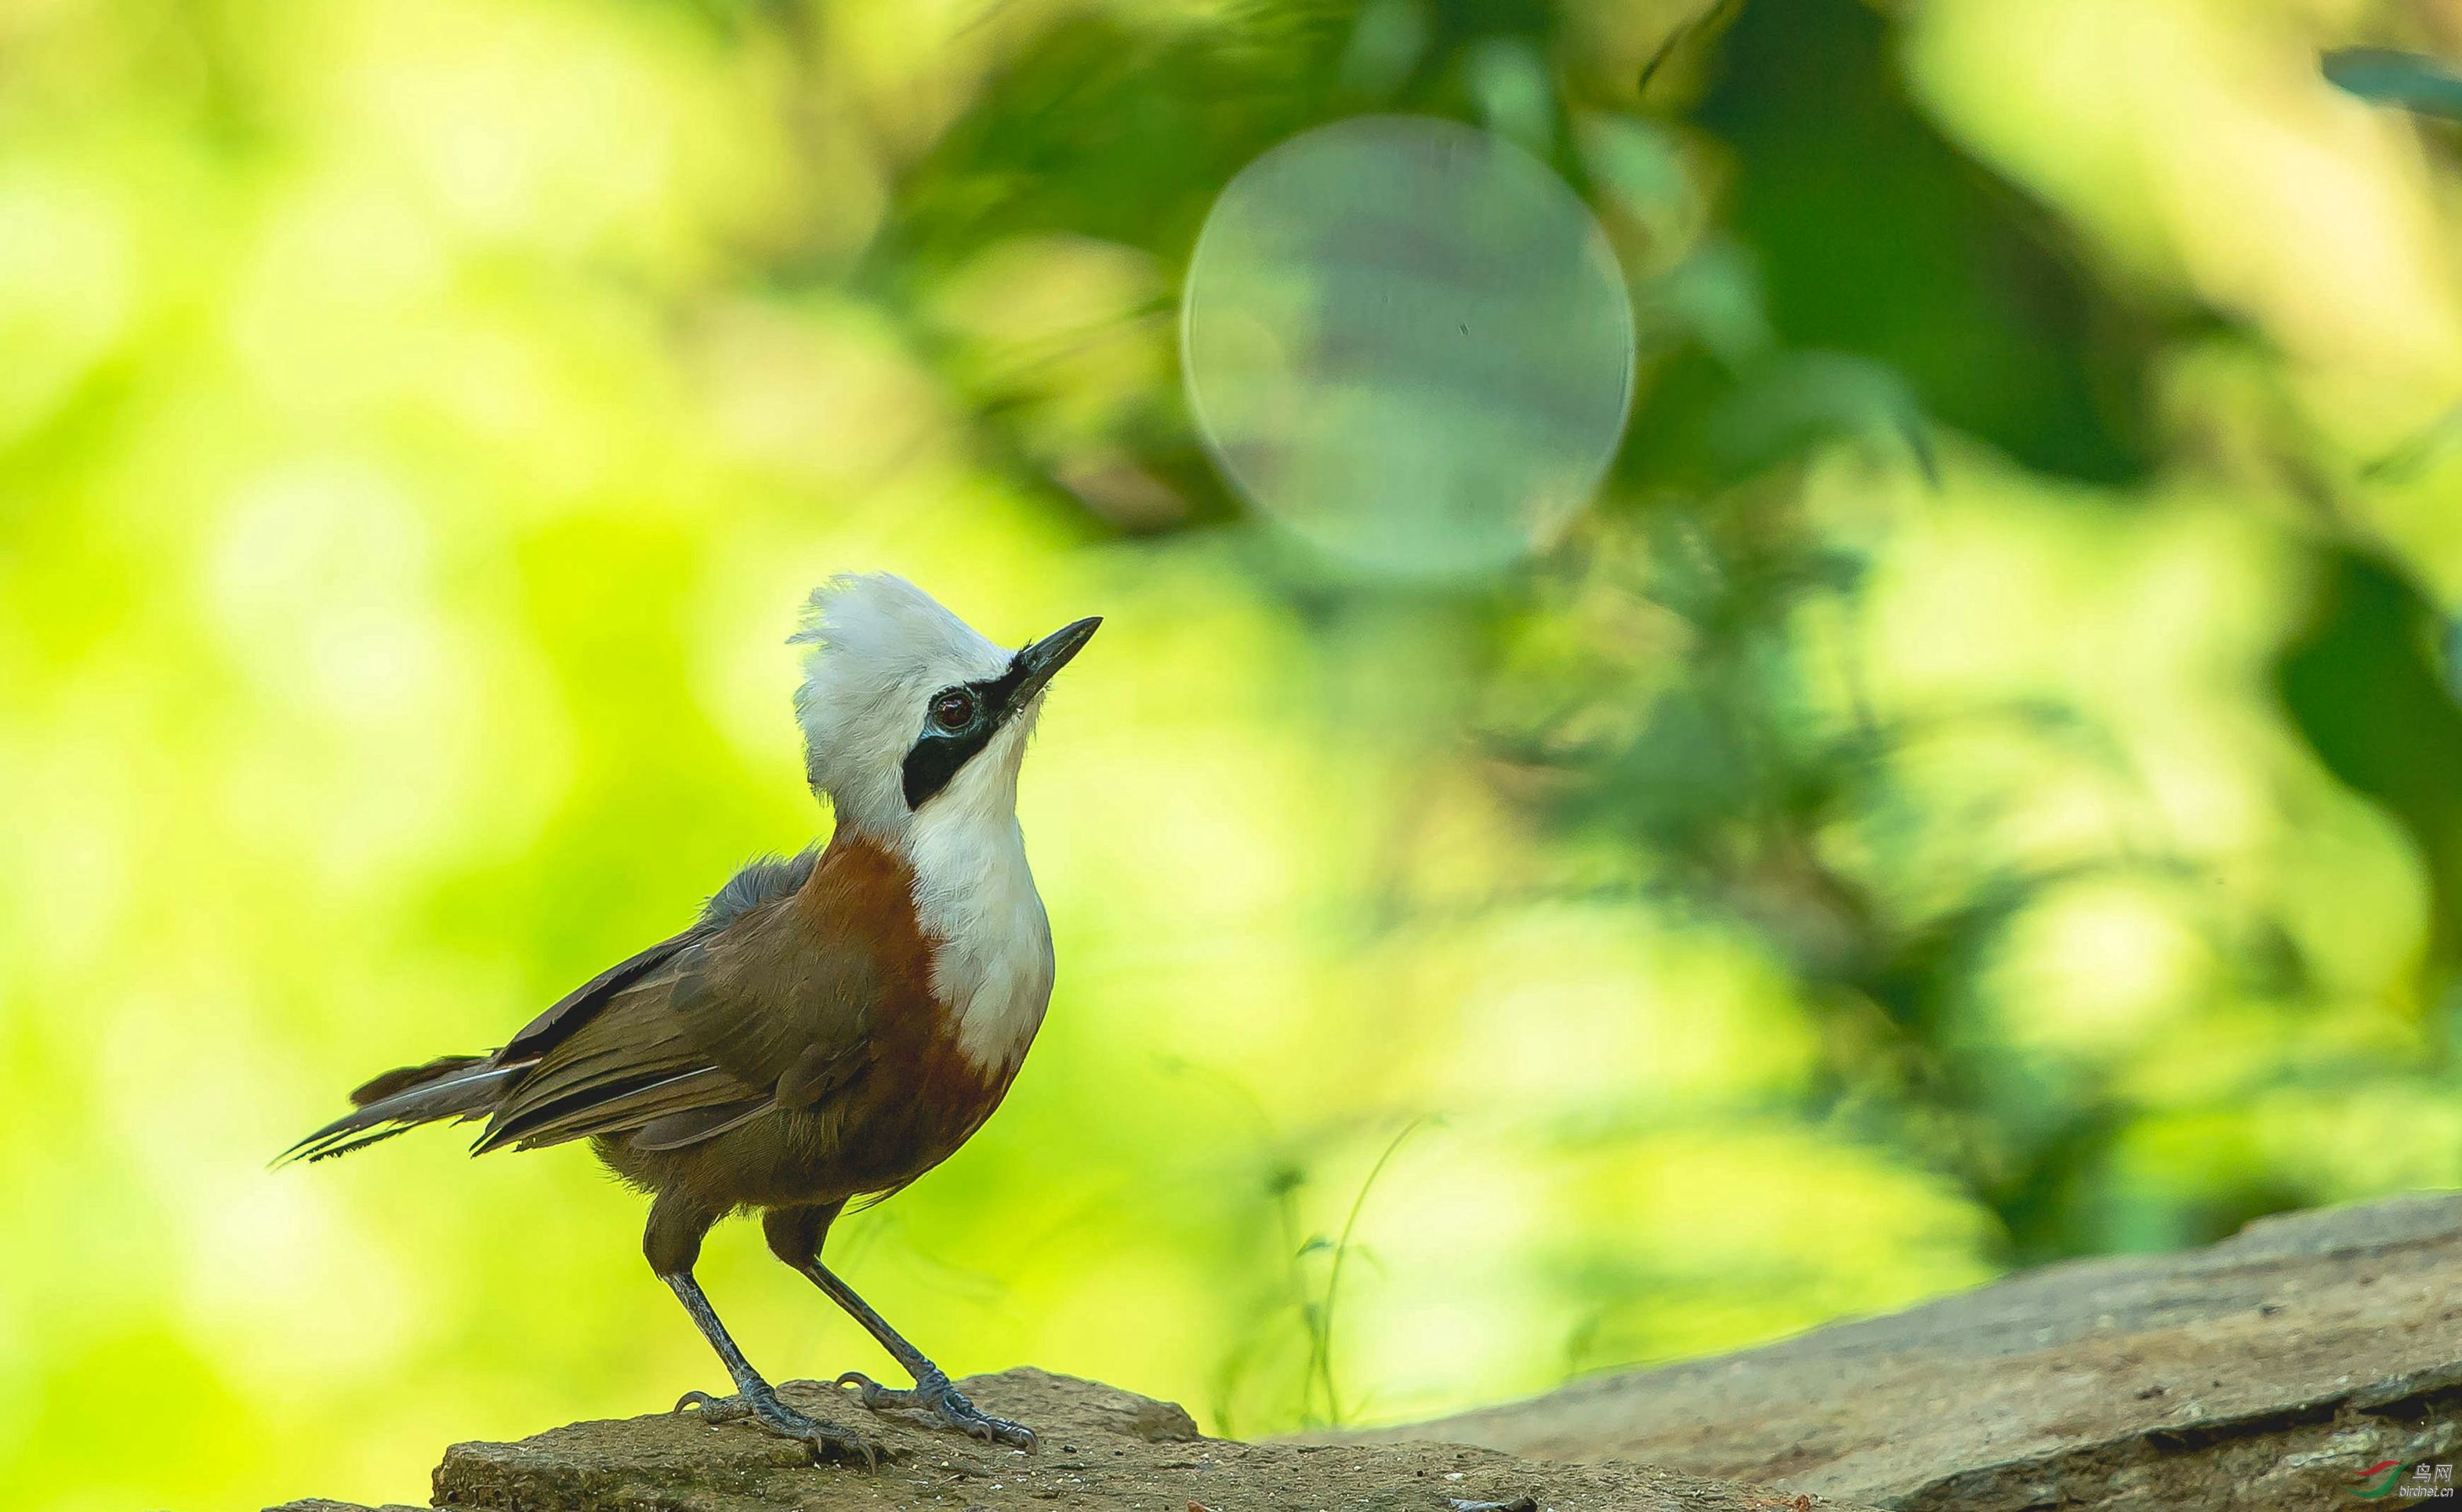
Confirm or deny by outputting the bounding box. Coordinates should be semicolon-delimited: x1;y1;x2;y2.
9;0;2462;1507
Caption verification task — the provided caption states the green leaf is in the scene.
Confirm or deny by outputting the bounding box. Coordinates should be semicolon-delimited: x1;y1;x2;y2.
2322;47;2462;121
1702;350;1938;486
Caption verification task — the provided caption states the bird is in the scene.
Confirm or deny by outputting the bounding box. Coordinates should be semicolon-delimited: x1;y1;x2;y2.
284;573;1100;1463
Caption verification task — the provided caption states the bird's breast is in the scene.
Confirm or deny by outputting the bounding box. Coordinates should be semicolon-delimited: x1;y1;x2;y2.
906;811;1057;1078
824;1010;1022;1194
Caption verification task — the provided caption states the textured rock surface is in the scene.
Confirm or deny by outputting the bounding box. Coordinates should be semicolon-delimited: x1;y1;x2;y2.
276;1367;1871;1511
1356;1191;2462;1510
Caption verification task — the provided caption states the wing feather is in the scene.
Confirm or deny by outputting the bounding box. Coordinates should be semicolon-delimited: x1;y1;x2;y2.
492;1068;746;1151
628;1097;775;1151
500;932;705;1064
470;843;887;1156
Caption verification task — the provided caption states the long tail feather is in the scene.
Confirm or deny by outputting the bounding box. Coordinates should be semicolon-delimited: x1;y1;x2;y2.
280;1056;520;1166
350;1053;487;1106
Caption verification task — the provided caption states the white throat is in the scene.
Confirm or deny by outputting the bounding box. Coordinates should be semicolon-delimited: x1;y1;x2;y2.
892;724;1054;1075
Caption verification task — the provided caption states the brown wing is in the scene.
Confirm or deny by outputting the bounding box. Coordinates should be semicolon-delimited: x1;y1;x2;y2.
473;847;885;1155
494;850;821;1068
498;932;706;1066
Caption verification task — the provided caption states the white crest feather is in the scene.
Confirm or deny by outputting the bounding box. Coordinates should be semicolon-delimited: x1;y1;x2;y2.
791;574;1013;836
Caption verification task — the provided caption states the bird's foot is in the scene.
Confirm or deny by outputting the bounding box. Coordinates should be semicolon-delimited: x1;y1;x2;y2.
675;1385;882;1468
834;1368;1036;1449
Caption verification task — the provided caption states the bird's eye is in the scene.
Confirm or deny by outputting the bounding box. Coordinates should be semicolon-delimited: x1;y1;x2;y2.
930;689;974;731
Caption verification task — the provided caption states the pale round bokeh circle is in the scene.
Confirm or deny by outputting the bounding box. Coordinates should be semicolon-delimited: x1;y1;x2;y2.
1183;115;1636;578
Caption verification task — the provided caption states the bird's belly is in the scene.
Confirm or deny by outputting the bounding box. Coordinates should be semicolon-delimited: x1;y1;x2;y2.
656;1050;1017;1211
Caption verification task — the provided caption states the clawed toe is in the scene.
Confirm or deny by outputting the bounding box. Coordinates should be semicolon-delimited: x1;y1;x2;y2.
832;1369;907;1410
674;1388;751;1423
952;1401;1036;1449
835;1370;1036;1449
674;1387;882;1468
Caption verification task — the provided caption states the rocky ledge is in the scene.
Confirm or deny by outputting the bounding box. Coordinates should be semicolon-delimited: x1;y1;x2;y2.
270;1366;1865;1512
1356;1191;2462;1511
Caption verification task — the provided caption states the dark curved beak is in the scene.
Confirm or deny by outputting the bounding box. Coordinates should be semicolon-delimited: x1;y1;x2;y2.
1006;616;1101;706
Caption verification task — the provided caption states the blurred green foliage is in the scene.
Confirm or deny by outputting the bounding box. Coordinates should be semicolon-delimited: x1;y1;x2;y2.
6;0;2462;1508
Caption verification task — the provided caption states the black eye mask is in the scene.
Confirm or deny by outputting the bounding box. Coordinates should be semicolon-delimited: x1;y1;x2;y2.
899;616;1100;810
901;680;1004;810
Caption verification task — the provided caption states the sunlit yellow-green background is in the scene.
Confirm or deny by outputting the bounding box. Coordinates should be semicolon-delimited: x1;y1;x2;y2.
9;0;2462;1507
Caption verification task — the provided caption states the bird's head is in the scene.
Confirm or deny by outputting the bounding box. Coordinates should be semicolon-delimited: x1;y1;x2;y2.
790;574;1099;839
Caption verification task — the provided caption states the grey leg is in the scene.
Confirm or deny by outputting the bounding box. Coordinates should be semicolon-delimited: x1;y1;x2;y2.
807;1261;1036;1449
663;1271;881;1467
761;1203;1035;1449
647;1193;877;1467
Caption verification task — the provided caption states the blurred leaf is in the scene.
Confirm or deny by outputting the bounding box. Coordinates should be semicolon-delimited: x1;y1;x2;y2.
2275;546;2462;974
2362;400;2462;481
1692;0;2152;482
1339;0;1430;101
1580;114;1701;255
1638;0;1743;96
1467;35;1557;154
1644;239;1777;369
1702;350;1938;484
2322;47;2462;121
